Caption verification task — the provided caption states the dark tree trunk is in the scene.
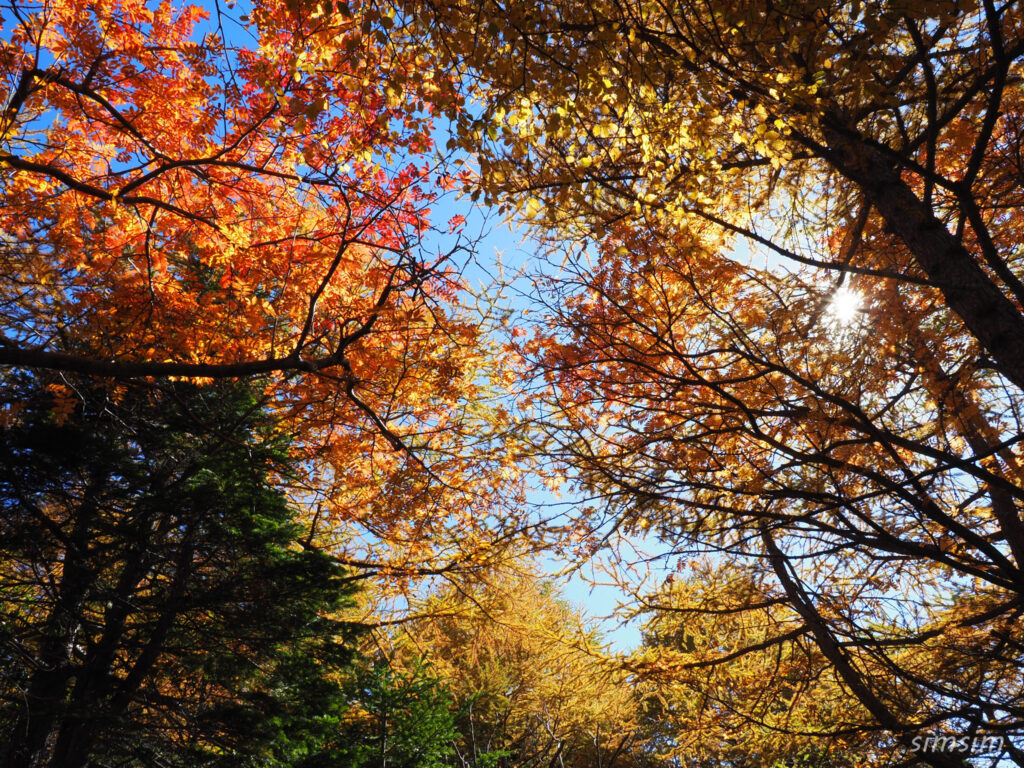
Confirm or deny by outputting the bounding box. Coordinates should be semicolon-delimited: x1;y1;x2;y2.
820;124;1024;392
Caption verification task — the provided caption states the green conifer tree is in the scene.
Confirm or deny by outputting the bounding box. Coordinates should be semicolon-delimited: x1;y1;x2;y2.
0;377;362;768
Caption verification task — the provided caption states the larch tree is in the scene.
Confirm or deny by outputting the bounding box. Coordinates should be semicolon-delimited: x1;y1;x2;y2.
386;0;1024;763
395;567;652;768
628;560;898;767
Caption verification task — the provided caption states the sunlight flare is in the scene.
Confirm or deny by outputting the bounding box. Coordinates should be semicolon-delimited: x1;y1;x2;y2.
824;285;863;327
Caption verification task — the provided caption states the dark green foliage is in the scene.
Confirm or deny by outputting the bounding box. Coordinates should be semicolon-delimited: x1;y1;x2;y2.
0;376;363;768
339;660;458;768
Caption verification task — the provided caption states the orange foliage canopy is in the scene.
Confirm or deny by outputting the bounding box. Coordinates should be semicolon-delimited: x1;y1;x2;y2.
0;0;522;571
1;0;455;375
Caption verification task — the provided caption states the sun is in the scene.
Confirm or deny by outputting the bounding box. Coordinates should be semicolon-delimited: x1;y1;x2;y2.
824;285;863;327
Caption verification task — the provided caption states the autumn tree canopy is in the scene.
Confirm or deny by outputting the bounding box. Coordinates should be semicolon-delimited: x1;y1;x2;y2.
0;0;530;576
0;0;457;379
5;0;1024;765
387;0;1024;763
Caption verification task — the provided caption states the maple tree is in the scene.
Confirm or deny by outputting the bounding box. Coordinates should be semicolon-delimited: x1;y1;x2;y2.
0;0;527;574
388;0;1024;763
0;0;458;378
